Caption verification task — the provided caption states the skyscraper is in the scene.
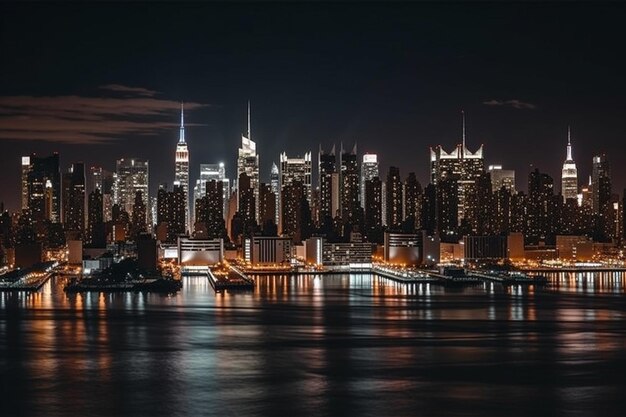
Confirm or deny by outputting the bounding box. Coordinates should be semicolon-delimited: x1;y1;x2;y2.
360;153;379;208
364;177;383;242
237;101;259;223
194;163;229;221
561;127;578;202
592;154;611;214
386;166;403;229
21;156;30;210
25;153;61;223
430;112;484;226
270;162;280;226
527;169;556;244
403;172;422;230
62;162;86;233
87;188;105;247
318;145;337;223
90;166;114;222
340;143;360;224
113;158;149;225
175;103;190;232
488;165;515;193
279;152;312;203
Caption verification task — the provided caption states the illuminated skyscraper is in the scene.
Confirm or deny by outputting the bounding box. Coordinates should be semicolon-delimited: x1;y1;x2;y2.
237;101;259;223
175;103;190;232
193;163;229;221
488;165;515;193
270;163;280;225
385;166;403;229
340;143;360;223
62;162;85;233
561;127;578;202
113;158;149;224
430;112;484;226
360;153;379;208
25;153;61;223
280;152;312;202
318;145;337;222
21;156;30;210
592;154;611;214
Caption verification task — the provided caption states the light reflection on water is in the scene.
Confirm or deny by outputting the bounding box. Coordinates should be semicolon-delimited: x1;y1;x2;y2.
1;272;626;417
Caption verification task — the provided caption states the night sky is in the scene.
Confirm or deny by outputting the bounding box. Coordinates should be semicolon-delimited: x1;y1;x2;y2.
1;2;626;211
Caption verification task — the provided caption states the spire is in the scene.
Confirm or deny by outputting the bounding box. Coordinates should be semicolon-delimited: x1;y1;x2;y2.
247;100;251;141
461;110;466;150
566;125;573;161
179;102;185;143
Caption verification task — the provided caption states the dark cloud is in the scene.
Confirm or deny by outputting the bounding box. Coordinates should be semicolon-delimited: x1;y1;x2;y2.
483;99;537;110
0;90;207;144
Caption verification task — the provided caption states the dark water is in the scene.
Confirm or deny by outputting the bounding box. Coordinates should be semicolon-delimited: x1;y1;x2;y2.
2;272;626;417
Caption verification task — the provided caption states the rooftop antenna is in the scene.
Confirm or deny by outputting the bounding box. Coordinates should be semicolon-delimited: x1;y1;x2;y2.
461;110;466;150
179;102;185;143
247;100;251;140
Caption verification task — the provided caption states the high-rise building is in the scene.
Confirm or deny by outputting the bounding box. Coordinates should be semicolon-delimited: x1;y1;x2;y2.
175;103;190;232
364;177;383;242
62;162;86;233
270;163;280;226
430;113;484;226
437;176;459;241
238;172;256;228
130;191;147;238
21;156;30;210
193;163;229;221
237;101;260;223
386;166;403;229
561;127;578;202
87;188;105;247
259;183;277;234
340;143;360;224
403;172;422;230
167;183;186;242
195;180;225;239
487;165;515;193
25;153;61;223
592;154;611;214
360;153;379;208
318;145;337;223
281;180;311;242
90;166;114;222
527;169;556;244
113;158;149;224
279;151;312;204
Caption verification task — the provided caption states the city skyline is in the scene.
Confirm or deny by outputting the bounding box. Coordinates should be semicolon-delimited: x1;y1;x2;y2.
2;2;626;212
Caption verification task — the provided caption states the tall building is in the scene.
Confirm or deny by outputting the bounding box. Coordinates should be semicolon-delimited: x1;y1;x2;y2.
238;172;256;229
430;113;484;226
270;162;280;226
259;183;277;234
113;158;149;225
561;127;578;202
488;165;515;193
237;101;260;223
167;183;186;242
24;153;61;223
403;172;422;230
279;152;312;204
175;103;190;232
592;154;611;214
364;177;383;242
386;166;403;229
62;162;86;233
340;143;360;224
281;180;311;242
318;145;337;222
527;169;556;244
87;188;105;247
130;191;147;238
21;156;30;210
195;180;225;239
193;163;229;221
360;153;379;208
437;176;459;241
90;166;113;222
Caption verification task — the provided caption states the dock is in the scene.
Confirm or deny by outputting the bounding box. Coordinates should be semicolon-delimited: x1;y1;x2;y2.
0;262;58;292
207;266;254;292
